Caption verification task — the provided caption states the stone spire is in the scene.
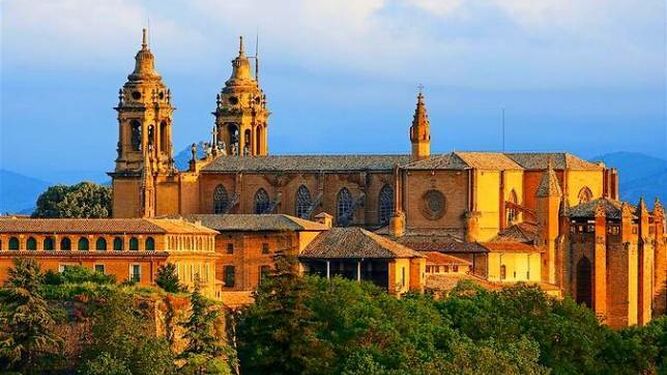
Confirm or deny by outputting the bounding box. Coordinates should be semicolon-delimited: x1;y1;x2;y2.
536;159;562;198
128;28;161;81
226;36;254;85
409;87;431;160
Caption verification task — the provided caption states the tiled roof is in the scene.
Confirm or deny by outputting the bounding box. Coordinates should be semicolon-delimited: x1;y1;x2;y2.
300;227;424;259
392;232;489;253
0;218;216;235
402;153;470;170
492;222;538;243
536;167;562;197
425;274;502;292
174;214;329;232
424;252;472;266
202;154;411;172
482;241;542;253
454;152;523;170
568;198;635;220
505;152;603;171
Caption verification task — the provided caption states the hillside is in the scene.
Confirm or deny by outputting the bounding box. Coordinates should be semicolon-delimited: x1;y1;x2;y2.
0;169;50;214
592;152;667;203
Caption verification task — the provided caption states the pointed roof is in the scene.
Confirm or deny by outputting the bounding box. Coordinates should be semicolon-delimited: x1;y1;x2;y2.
536;160;562;198
300;227;423;259
410;91;430;133
127;28;161;81
225;36;255;86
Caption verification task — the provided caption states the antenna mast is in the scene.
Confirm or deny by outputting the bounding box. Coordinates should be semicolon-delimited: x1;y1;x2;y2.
254;30;260;83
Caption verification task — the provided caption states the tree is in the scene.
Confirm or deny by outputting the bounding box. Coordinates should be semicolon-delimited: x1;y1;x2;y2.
81;290;175;375
179;276;232;374
0;258;62;373
32;182;112;218
156;263;183;293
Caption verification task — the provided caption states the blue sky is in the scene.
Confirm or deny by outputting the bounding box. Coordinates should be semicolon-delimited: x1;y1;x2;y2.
1;0;665;183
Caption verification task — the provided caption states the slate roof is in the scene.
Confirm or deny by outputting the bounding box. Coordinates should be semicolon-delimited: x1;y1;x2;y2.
505;152;603;171
454;152;523;170
536;167;563;197
202;155;411;172
173;214;329;232
402;153;470;170
568;198;636;220
424;252;472;266
0;218;217;235
300;227;424;259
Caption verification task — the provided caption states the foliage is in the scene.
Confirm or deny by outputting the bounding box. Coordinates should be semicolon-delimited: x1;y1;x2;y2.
156;263;184;293
78;352;132;375
80;289;175;375
179;277;232;374
0;258;62;373
32;181;112;218
44;265;116;285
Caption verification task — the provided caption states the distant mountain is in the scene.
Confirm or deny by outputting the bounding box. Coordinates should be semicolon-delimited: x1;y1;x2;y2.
0;169;50;215
591;152;667;204
174;143;207;171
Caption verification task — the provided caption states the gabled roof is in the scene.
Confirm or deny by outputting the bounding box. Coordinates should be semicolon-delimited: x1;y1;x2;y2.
0;218;217;235
492;222;538;243
174;214;329;232
454;152;523;170
568;198;636;220
300;227;423;259
424;252;472;266
390;231;489;253
202;155;410;173
536;167;562;197
505;152;603;171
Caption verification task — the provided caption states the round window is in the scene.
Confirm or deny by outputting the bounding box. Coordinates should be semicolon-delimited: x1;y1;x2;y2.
131;91;142;100
421;190;446;220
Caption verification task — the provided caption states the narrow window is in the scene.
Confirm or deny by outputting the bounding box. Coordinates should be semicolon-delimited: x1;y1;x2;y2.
96;238;107;251
60;237;72;251
500;265;507;280
295;185;312;219
378;184;394;226
113;237;123;251
145;237;155;251
26;237;37;251
129;237;139;251
78;237;89;251
262;243;269;254
44;237;55;251
8;237;19;250
254;188;270;214
130;264;141;282
226;243;234;255
213;185;229;214
401;267;406;287
336;188;354;226
224;266;235;287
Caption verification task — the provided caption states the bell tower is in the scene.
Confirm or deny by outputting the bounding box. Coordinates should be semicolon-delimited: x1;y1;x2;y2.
213;36;269;156
410;88;431;161
110;29;175;218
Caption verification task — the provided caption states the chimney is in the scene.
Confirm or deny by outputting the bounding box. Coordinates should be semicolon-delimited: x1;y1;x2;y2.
389;211;406;237
314;212;333;229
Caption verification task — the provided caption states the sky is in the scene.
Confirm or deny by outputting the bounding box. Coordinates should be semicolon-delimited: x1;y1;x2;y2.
1;0;665;183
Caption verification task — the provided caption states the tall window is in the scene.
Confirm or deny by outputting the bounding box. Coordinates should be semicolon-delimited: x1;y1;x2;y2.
336;188;354;226
8;237;19;250
262;243;269;254
500;265;507;280
213;185;229;214
295;185;312;219
130;120;142;151
130;264;141;282
78;237;89;251
507;189;518;224
578;187;593;204
145;237;155;251
254;188;270;214
226;243;234;255
96;238;107;251
224;266;235;288
129;237;139;251
60;237;72;251
113;237;123;251
378;184;394;226
159;121;169;153
26;237;37;251
44;237;55;251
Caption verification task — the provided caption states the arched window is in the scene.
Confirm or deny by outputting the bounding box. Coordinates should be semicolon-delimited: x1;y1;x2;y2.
500;265;507;280
145;237;155;251
254;188;270;214
44;237;55;251
60;237;72;251
113;237;123;251
336;188;354;226
507;189;518;224
78;237;89;251
213;185;229;214
578;187;593;204
26;237;37;251
159;121;169;153
576;257;593;308
255;125;262;154
378;185;394;226
129;237;139;251
8;237;19;250
96;238;107;251
295;185;312;219
130;120;142;151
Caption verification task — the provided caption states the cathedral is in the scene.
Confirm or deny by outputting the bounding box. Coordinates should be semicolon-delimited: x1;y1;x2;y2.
104;30;667;327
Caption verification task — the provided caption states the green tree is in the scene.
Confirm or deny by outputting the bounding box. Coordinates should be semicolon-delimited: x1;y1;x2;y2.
156;263;183;293
179;277;232;374
0;258;62;373
81;290;175;375
78;352;132;375
32;181;112;218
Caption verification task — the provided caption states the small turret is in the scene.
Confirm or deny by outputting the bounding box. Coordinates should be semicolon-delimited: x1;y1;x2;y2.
536;159;562;284
409;88;431;161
